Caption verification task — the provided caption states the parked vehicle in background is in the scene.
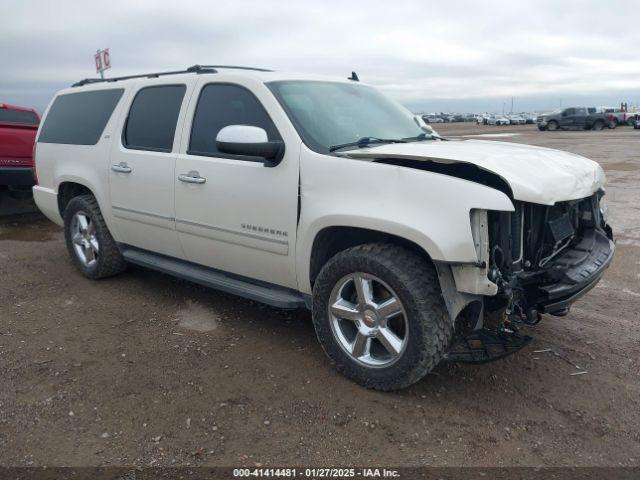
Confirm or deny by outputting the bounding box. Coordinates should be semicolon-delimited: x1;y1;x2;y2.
507;115;525;125
523;114;536;124
537;107;608;131
422;115;444;124
0;103;40;187
487;115;510;125
599;107;636;128
633;116;640;129
33;66;614;390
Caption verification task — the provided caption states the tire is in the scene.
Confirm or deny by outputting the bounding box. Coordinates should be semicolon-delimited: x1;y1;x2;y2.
592;120;604;131
547;120;559;131
627;118;636;127
63;194;127;279
537;125;547;131
608;119;618;129
311;243;452;391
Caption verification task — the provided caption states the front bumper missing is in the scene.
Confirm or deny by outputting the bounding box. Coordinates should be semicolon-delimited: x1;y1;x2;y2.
446;228;614;364
531;229;615;314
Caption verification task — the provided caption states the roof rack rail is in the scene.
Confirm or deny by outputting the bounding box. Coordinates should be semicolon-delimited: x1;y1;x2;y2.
198;65;274;72
71;65;218;88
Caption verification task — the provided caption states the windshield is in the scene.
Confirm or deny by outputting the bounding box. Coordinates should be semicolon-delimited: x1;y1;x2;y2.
268;81;425;153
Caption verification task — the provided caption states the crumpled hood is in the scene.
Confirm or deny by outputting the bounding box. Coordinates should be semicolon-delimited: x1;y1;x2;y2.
340;139;605;205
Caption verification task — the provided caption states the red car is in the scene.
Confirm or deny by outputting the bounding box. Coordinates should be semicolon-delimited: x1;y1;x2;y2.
0;103;40;187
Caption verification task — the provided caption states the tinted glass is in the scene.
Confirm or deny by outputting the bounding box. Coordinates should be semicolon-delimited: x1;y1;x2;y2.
0;109;39;125
268;81;424;153
564;108;575;116
38;89;123;145
123;85;186;152
189;84;279;156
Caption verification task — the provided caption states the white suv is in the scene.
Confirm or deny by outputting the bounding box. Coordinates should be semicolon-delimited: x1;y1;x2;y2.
33;65;614;390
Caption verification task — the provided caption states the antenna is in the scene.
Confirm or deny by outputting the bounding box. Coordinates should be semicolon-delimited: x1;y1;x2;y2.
348;71;359;82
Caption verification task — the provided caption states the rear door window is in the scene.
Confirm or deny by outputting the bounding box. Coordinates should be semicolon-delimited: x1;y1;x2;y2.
0;109;39;125
123;85;186;152
38;89;124;145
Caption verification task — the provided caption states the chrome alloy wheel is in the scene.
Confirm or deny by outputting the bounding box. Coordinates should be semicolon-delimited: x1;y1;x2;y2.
71;211;99;267
328;273;409;368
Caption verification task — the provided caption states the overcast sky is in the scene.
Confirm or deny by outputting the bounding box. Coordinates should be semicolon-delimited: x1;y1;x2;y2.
1;0;639;114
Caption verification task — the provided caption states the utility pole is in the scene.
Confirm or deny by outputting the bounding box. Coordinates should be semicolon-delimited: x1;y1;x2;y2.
511;96;514;114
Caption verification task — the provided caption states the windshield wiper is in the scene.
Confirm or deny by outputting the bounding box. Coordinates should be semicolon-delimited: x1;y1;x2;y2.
403;133;430;141
329;137;407;152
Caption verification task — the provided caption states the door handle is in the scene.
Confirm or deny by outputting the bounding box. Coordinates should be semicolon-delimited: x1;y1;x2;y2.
178;170;206;184
111;162;132;173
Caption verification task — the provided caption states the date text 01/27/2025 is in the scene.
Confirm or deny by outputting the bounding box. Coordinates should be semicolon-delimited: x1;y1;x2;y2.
232;467;400;478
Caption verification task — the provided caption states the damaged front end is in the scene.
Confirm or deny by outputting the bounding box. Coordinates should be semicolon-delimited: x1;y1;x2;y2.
446;191;615;363
487;190;614;321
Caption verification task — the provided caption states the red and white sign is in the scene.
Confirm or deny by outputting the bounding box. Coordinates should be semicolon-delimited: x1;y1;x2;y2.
94;49;111;74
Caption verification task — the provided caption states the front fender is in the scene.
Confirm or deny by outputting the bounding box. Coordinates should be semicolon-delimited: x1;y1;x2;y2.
296;148;514;294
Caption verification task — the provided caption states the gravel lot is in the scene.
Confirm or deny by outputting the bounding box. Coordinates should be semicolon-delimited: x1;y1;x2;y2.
1;124;638;468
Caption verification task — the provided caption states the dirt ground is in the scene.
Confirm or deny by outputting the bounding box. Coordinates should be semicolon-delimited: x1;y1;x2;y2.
0;123;638;468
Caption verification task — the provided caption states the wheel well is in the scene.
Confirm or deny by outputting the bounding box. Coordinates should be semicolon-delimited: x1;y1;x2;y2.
309;226;433;287
57;182;93;217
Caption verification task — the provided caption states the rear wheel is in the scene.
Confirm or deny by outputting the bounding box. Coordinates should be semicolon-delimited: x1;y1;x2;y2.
592;120;605;131
608;118;618;129
312;243;452;391
63;194;127;279
627;117;636;127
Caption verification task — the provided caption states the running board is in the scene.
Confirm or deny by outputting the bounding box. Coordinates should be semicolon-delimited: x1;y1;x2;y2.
120;246;308;310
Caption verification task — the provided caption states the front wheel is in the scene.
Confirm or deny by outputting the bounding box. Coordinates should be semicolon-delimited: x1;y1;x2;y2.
312;243;452;391
547;120;559;131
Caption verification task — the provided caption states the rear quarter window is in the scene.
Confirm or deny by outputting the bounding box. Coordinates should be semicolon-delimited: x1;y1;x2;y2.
38;89;124;145
0;109;39;125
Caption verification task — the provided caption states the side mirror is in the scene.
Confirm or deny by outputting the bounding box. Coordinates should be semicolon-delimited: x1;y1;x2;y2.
216;125;285;167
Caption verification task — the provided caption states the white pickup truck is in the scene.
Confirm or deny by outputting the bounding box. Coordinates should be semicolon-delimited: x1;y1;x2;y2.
596;106;636;127
32;65;614;390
